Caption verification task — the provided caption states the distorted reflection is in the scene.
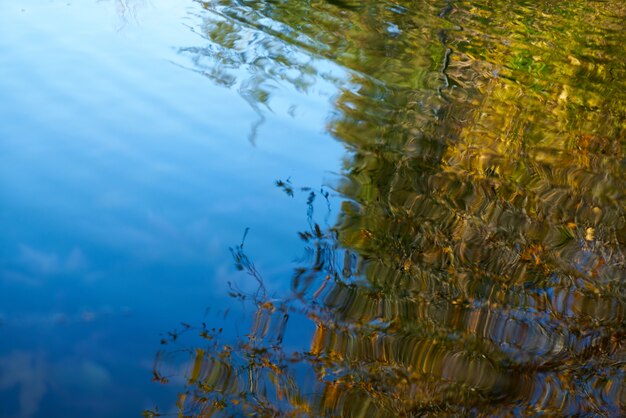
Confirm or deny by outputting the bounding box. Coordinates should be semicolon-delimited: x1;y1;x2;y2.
151;0;626;415
111;0;147;26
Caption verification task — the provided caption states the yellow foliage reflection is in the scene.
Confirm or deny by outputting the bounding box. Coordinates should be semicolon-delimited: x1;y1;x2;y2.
148;0;626;416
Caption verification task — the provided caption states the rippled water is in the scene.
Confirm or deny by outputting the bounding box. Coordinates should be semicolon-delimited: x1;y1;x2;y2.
2;0;626;416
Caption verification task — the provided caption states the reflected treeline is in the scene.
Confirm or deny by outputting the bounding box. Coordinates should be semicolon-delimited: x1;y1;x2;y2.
150;0;626;415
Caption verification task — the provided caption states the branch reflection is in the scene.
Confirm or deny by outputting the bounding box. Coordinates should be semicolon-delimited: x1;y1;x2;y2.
149;0;626;415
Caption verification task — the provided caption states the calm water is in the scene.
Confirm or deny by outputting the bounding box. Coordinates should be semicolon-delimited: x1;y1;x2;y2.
1;0;625;417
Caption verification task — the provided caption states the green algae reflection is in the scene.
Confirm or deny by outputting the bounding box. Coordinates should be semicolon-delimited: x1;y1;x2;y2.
149;0;626;415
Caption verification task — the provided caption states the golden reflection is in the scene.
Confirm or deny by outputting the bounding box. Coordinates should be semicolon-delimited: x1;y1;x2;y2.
148;0;626;415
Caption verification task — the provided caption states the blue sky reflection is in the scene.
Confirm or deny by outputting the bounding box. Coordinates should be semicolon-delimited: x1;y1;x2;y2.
0;1;346;416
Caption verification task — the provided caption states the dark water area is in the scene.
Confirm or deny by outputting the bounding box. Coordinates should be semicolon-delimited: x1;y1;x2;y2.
1;0;625;417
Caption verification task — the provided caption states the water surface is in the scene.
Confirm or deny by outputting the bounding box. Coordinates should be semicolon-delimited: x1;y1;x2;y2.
1;0;626;416
0;1;343;416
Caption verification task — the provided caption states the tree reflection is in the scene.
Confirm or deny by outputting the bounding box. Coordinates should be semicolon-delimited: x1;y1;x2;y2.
149;0;626;415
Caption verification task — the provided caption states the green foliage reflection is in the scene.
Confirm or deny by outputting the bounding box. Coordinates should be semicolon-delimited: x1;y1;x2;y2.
150;0;626;415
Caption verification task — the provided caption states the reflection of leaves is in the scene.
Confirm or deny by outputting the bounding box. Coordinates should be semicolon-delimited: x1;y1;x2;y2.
153;0;626;415
275;178;294;197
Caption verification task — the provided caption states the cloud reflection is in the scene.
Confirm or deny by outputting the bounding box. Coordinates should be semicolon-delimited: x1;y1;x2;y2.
0;351;47;418
0;351;115;418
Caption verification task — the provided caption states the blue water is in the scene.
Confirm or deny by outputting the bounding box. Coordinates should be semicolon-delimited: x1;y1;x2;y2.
0;1;344;416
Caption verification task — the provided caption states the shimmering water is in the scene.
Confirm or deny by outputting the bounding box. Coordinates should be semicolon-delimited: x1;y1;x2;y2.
1;0;626;417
